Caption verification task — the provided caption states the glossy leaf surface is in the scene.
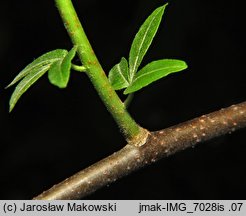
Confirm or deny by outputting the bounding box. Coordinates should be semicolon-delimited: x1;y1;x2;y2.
9;65;50;112
108;57;129;90
128;4;167;81
124;59;187;94
7;49;68;88
48;46;77;88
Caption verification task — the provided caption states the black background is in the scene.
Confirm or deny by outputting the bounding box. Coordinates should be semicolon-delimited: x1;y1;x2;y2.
0;0;245;199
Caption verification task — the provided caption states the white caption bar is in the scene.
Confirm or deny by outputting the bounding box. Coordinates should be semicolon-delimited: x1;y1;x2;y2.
0;200;245;216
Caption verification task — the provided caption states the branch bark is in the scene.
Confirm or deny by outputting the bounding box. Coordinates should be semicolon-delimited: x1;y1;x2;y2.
33;101;246;200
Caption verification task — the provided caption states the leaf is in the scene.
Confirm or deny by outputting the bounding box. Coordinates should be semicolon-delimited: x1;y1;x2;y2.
9;65;50;112
124;59;187;94
6;49;68;88
7;49;71;112
108;57;129;90
128;3;168;81
48;46;78;88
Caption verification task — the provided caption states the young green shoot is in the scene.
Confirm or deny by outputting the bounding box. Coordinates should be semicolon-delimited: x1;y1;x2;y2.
7;0;187;142
108;3;187;95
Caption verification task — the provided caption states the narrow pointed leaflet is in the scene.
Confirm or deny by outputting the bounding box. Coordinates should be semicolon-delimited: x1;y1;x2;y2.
8;47;78;111
124;59;187;94
128;4;168;82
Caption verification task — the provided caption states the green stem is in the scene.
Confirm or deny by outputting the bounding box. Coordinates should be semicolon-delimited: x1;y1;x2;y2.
71;64;87;72
124;93;134;109
55;0;141;140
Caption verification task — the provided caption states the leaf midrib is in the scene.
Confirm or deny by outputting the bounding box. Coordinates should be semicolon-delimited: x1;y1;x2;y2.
130;8;163;81
8;58;62;87
133;65;182;83
117;64;129;86
15;66;50;96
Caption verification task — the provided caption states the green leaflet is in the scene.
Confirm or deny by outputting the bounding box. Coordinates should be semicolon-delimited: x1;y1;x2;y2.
108;4;169;92
107;4;188;99
124;59;187;94
6;49;68;88
9;65;50;112
8;47;78;112
48;46;78;88
108;57;129;90
128;4;168;82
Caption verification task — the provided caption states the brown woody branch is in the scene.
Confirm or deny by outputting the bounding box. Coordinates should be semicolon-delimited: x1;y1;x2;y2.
33;101;246;200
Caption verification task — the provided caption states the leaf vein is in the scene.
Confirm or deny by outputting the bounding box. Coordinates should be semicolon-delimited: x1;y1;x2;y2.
131;8;163;80
133;66;181;82
117;64;129;85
